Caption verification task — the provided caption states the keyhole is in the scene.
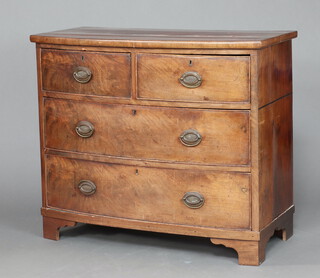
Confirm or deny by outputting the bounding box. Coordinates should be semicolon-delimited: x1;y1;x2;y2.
189;60;192;66
135;169;139;175
132;109;137;115
81;56;84;61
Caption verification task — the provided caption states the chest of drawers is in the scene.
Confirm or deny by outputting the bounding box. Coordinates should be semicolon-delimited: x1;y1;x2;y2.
30;28;297;265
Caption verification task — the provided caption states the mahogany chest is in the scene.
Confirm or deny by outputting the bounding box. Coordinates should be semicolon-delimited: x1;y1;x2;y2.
30;28;297;265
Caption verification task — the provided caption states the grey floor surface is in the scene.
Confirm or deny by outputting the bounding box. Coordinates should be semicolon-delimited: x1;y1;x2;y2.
1;182;319;278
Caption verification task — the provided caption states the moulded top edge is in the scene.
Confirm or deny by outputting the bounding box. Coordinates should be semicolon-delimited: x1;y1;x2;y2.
30;27;298;49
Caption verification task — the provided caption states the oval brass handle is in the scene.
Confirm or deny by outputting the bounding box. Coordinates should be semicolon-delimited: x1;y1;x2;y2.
73;66;92;83
179;129;202;147
182;192;205;209
78;180;96;196
75;121;94;138
179;71;202;88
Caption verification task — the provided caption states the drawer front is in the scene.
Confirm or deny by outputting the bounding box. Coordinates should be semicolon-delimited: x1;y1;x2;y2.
46;156;251;229
137;54;250;103
41;49;131;97
44;99;250;166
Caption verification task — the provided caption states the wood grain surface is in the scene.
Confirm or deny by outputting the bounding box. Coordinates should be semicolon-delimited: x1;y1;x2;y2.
210;205;294;265
41;49;131;97
257;41;292;107
41;205;294;242
30;27;297;49
137;54;249;103
258;95;293;229
43;216;77;240
46;155;251;229
44;98;250;166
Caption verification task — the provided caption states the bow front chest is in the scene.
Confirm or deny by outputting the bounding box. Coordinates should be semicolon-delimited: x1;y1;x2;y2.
30;28;297;265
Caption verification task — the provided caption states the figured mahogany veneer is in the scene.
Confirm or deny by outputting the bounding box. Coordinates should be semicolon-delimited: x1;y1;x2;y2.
44;98;250;166
46;155;250;229
30;28;297;265
41;49;131;97
137;54;250;103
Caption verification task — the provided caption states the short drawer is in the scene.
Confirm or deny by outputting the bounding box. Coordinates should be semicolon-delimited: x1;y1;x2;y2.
44;98;250;166
137;54;250;103
46;156;251;229
41;49;131;97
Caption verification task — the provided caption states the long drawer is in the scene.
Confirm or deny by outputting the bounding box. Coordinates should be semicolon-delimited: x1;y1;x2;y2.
44;98;250;166
46;155;251;229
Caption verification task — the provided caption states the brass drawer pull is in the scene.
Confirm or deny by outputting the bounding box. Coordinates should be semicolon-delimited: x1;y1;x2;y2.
75;121;94;138
73;66;92;83
78;180;96;196
182;192;205;209
179;129;202;147
179;71;202;88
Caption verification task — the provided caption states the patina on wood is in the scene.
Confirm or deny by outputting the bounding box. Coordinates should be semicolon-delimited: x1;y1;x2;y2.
31;28;297;266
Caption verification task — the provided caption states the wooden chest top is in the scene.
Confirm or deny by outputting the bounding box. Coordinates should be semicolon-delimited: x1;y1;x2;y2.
30;27;297;49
